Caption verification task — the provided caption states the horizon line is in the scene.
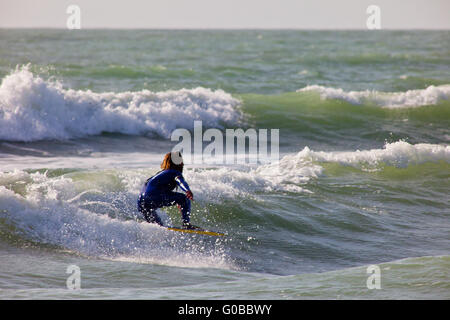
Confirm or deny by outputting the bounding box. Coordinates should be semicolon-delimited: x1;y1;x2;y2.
1;26;449;31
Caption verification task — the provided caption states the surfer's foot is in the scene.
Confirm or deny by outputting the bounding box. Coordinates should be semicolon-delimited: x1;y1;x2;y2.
182;222;196;230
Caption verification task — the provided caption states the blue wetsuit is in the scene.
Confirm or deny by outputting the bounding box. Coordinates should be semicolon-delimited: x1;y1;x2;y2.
137;169;191;226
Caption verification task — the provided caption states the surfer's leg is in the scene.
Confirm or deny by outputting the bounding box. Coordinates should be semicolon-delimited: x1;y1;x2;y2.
159;192;191;225
178;195;191;225
142;208;163;225
137;195;163;226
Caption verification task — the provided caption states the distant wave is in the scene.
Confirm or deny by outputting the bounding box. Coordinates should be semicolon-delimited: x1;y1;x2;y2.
0;66;241;141
271;141;450;171
255;141;450;189
297;84;450;108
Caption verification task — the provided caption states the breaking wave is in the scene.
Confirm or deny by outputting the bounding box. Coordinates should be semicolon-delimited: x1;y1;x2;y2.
0;66;241;141
297;84;450;108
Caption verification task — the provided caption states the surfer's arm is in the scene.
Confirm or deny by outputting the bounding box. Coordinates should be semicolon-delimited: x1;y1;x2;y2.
175;175;194;200
174;175;191;193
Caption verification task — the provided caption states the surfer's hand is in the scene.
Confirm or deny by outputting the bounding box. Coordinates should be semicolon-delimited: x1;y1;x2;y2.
186;190;194;200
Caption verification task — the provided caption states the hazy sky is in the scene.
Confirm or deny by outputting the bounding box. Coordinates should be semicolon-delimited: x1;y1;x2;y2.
0;0;449;29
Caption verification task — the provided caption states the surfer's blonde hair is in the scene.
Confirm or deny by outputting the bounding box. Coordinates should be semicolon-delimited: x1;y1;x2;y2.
161;151;184;172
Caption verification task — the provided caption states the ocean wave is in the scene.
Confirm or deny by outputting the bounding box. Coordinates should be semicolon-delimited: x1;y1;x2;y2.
0;66;241;141
297;84;450;108
0;170;233;269
149;141;450;199
273;141;450;172
1;141;447;205
0;140;448;267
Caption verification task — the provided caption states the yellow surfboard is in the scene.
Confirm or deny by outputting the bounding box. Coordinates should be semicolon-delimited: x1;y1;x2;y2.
166;226;225;237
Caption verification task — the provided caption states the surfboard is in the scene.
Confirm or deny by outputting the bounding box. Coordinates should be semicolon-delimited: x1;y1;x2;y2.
166;226;225;237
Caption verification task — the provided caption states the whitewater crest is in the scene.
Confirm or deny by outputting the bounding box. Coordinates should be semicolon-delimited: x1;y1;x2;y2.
277;141;450;170
297;84;450;108
0;66;242;141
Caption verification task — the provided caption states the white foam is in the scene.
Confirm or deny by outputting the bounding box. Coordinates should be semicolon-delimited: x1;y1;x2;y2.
182;161;322;200
297;84;450;108
0;65;241;141
280;141;450;170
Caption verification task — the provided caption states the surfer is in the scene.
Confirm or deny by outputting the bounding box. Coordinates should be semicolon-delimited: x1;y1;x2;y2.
137;151;195;229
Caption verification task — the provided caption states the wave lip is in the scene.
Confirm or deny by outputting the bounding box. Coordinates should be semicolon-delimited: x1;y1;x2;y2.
285;141;450;170
0;66;241;142
297;84;450;108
